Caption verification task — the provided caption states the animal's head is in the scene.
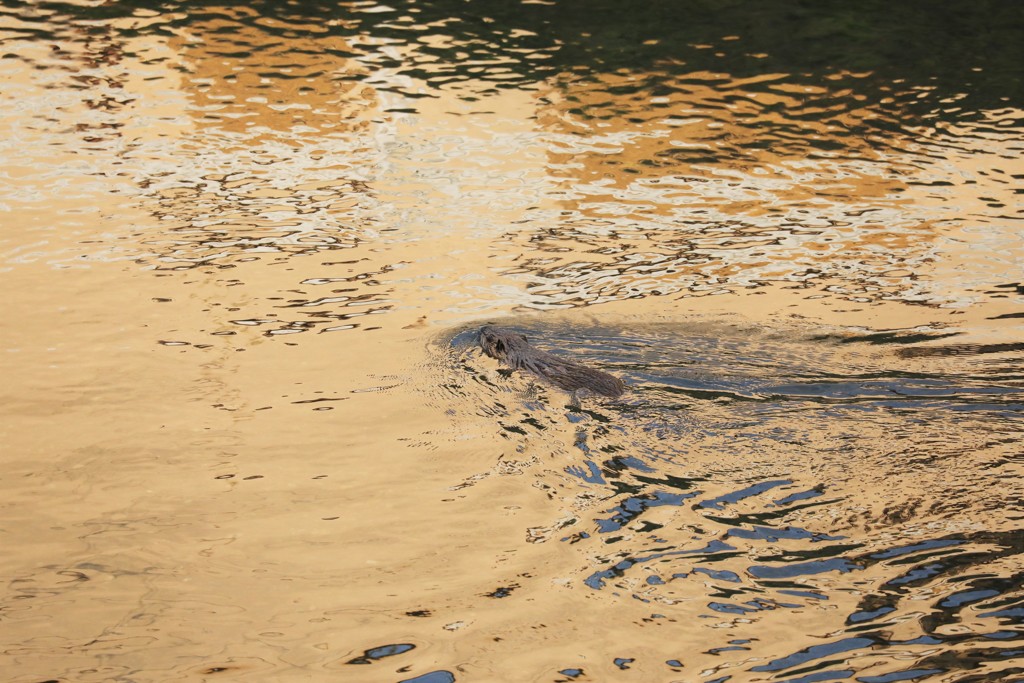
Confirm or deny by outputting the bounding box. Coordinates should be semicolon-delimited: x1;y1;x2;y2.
478;326;527;360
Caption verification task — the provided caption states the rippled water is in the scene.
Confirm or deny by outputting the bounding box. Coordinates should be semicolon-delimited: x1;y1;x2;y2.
1;1;1022;681
433;316;1024;681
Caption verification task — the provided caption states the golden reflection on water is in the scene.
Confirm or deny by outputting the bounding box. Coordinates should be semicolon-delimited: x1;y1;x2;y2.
170;8;374;141
1;3;1022;682
500;70;1023;308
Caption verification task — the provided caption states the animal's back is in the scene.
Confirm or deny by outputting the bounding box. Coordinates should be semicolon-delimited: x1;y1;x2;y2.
479;326;625;398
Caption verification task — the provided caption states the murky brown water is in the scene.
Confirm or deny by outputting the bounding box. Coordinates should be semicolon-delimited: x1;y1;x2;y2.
2;2;1023;682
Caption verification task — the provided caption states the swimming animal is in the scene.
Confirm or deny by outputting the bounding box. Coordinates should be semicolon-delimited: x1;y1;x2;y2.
478;325;625;398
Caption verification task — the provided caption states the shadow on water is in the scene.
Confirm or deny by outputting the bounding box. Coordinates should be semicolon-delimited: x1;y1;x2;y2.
434;317;1024;680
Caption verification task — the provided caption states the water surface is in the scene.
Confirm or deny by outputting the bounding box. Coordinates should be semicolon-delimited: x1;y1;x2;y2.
1;1;1022;681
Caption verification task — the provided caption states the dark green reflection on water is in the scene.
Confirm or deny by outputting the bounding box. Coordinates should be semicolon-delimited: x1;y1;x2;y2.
8;0;1024;119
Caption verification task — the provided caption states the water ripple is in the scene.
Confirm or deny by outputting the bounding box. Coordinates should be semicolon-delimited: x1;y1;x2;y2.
429;317;1023;678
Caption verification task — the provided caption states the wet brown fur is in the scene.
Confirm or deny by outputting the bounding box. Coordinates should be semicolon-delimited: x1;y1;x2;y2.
479;326;625;398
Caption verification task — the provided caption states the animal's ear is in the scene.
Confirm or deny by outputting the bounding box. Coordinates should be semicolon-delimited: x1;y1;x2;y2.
495;339;506;354
519;334;528;342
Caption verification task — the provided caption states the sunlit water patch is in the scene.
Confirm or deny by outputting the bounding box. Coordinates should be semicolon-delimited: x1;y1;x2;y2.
494;68;1023;309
